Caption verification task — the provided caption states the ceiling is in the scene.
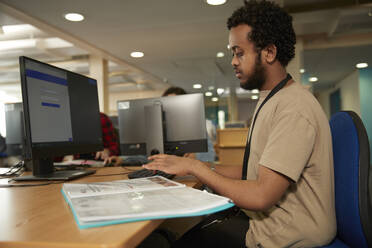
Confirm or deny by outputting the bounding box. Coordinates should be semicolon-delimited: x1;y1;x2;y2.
0;0;372;103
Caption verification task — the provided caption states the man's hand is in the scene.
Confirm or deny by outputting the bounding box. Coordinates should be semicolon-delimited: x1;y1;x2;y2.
103;156;123;166
144;154;203;176
95;148;110;160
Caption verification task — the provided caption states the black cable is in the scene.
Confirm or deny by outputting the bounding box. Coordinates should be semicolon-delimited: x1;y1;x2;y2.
0;180;64;188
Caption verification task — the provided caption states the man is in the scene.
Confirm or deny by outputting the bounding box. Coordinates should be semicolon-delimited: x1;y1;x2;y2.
144;1;336;247
64;112;119;162
95;112;119;160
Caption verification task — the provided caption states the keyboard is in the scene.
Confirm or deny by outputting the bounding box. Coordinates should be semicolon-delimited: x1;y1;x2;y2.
128;168;175;179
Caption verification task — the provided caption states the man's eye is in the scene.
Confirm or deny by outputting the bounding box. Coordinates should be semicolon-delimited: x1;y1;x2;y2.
232;52;243;58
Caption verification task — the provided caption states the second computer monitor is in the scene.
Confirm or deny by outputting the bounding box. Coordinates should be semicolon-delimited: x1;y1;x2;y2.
117;93;207;156
5;102;24;156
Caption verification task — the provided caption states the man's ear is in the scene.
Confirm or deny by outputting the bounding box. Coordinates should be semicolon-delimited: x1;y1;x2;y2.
262;44;277;65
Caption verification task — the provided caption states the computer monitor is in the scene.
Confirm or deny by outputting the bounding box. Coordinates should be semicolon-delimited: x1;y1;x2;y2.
15;56;103;181
117;93;208;156
4;102;24;157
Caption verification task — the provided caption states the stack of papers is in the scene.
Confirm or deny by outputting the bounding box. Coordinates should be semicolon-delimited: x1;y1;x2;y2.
62;176;234;229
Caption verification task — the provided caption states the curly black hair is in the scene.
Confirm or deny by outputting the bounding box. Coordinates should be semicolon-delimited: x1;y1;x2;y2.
227;0;296;67
162;86;187;96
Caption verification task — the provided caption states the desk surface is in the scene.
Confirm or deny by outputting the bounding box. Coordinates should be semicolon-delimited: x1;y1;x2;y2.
0;167;202;248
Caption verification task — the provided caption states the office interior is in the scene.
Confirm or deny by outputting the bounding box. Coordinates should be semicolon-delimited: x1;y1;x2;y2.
0;0;371;246
1;0;372;165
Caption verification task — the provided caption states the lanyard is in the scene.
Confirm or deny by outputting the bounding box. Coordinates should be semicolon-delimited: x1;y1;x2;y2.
241;73;292;180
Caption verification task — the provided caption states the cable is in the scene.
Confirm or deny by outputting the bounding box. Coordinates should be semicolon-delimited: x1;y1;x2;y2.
0;180;64;188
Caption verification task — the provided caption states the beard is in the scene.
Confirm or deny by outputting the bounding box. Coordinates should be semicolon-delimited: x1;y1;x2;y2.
240;54;266;91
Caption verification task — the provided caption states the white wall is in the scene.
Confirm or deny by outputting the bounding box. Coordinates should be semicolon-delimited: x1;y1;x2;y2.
316;89;332;119
315;70;360;119
339;70;360;116
108;89;165;116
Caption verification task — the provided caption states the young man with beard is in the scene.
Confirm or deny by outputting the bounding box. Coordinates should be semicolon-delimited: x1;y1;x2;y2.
143;0;336;247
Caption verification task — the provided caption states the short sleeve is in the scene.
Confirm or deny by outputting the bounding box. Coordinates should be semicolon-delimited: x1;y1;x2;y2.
259;111;316;182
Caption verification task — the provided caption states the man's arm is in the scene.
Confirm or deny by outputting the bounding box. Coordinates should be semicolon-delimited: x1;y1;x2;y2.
145;155;290;211
212;163;243;180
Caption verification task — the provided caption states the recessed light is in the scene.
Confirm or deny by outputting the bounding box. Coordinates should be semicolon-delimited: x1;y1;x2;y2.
356;63;368;69
64;13;84;22
206;0;227;6
251;95;259;100
227;44;230;50
211;97;219;102
216;52;224;58
300;68;305;73
208;86;215;90
251;89;259;94
309;77;318;82
193;84;202;89
205;92;213;97
130;51;144;58
217;88;225;95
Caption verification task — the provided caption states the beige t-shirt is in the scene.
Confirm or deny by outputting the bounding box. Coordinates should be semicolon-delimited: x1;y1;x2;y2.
244;82;336;248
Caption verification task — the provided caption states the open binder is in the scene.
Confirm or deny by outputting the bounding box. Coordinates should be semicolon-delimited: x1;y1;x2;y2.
62;176;234;229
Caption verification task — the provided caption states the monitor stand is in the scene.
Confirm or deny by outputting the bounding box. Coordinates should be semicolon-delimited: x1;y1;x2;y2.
12;158;95;181
144;103;165;156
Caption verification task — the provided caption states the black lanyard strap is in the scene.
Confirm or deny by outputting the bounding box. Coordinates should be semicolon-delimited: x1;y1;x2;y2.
241;73;292;180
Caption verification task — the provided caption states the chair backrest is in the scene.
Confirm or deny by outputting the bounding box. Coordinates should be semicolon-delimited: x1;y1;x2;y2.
329;111;372;248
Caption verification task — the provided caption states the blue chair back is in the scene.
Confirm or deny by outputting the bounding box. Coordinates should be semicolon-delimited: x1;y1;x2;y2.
323;111;372;248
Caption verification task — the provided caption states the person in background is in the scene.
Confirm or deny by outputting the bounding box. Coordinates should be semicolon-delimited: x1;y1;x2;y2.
0;134;6;153
95;112;119;159
64;112;119;162
143;0;336;247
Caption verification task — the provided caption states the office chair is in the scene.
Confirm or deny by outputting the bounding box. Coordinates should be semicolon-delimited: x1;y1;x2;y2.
321;111;372;248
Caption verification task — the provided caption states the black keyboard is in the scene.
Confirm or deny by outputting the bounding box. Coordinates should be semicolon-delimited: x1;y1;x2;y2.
128;169;175;179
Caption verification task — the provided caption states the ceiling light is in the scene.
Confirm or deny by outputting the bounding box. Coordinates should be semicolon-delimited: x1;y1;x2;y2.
0;39;36;51
208;86;215;90
130;51;144;58
217;88;225;95
1;24;36;34
216;52;224;58
227;44;230;50
205;92;213;97
211;97;219;102
251;89;259;94
206;0;227;5
356;63;368;69
64;13;85;22
193;84;202;89
251;95;259;100
309;77;318;82
300;68;305;74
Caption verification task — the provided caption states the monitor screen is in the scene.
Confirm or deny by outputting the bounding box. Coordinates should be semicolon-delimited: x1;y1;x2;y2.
5;102;24;156
16;56;103;180
117;93;207;156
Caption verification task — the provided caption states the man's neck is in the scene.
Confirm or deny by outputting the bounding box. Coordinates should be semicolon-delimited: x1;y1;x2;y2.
260;66;290;91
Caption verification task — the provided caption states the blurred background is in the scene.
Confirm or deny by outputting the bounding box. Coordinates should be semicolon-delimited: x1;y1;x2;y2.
0;0;371;137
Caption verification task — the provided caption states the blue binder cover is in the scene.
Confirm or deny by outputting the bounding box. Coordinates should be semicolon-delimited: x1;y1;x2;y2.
62;189;234;229
61;179;234;229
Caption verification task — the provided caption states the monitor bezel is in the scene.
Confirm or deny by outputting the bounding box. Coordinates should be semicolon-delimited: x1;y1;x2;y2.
19;56;103;160
117;93;208;156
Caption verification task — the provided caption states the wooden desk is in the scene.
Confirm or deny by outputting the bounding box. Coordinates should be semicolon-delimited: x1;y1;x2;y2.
0;167;202;248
